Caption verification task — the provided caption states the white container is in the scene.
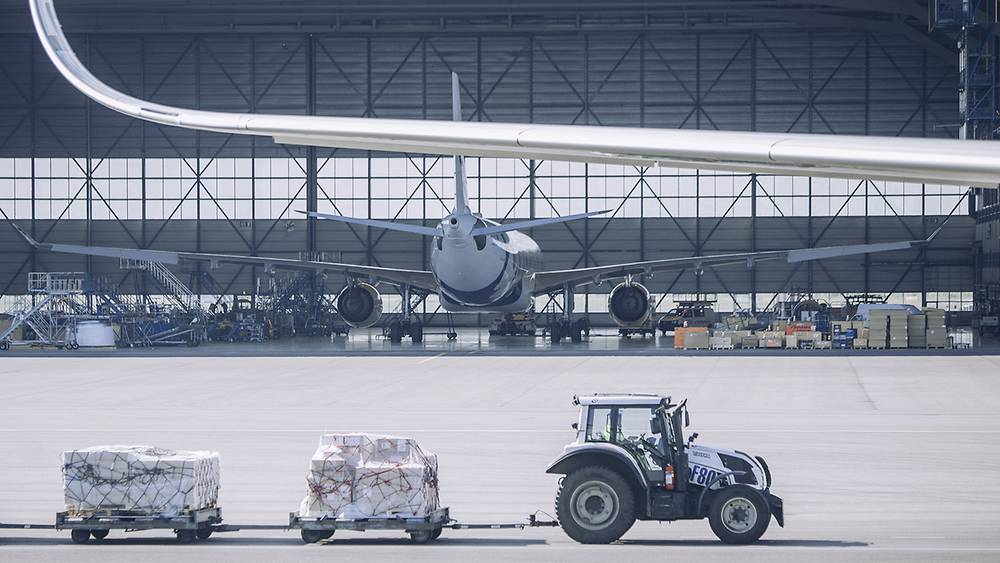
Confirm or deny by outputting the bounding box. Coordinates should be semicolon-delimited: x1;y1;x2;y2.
75;320;116;347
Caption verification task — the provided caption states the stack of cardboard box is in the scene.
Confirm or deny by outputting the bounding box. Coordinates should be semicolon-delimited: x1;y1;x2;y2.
709;335;734;349
673;327;708;349
63;446;221;517
907;314;927;348
299;434;439;519
867;312;889;349
887;310;909;348
832;321;860;349
924;308;947;348
854;326;870;349
682;330;710;349
797;330;824;348
757;331;784;348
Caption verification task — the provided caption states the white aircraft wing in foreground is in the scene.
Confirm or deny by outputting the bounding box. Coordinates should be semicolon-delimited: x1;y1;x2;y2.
29;0;1000;188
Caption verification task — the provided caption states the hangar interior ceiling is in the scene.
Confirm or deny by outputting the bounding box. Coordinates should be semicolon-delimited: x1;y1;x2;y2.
0;0;983;313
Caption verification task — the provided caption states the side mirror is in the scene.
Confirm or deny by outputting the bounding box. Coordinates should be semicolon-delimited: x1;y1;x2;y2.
649;418;661;435
684;410;690;427
571;422;579;431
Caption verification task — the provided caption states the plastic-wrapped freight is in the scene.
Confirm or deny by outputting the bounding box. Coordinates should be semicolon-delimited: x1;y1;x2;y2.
299;433;439;519
63;445;221;516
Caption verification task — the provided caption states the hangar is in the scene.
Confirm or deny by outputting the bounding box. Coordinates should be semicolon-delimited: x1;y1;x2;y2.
0;0;997;347
3;2;1000;560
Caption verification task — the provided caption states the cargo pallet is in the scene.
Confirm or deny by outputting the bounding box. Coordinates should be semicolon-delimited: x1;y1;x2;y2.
55;506;223;544
290;507;558;544
292;507;451;544
2;507;558;545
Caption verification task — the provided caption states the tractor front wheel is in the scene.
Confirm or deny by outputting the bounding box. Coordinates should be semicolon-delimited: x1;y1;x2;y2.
707;485;771;544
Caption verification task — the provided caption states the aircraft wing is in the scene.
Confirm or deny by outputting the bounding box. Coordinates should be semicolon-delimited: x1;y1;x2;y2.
30;0;1000;187
8;221;439;292
531;237;936;296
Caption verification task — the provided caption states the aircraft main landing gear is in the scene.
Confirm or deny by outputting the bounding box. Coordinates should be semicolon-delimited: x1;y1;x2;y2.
549;283;590;344
384;285;425;344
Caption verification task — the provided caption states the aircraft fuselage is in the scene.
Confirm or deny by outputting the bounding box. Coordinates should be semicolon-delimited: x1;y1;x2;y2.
431;212;542;312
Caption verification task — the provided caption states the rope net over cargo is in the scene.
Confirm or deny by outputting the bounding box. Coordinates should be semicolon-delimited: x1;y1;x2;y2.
62;446;220;516
300;434;440;519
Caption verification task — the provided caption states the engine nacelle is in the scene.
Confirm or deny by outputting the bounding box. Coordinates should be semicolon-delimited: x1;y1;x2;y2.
608;281;653;328
336;283;383;328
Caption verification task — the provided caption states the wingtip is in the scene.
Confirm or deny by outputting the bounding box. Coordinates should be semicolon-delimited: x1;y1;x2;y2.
6;219;40;248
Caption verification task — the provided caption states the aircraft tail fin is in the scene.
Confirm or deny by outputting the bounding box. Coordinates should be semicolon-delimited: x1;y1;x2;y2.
452;72;471;215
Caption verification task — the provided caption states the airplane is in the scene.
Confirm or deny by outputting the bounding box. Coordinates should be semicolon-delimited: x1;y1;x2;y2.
15;0;996;343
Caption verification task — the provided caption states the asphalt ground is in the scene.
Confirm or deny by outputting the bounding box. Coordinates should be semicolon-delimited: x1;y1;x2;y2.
2;354;999;562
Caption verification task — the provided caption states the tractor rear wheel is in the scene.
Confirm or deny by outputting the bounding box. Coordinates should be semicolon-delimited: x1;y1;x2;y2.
556;466;636;544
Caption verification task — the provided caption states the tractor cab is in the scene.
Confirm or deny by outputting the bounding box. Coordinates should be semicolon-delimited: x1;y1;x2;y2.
577;394;683;486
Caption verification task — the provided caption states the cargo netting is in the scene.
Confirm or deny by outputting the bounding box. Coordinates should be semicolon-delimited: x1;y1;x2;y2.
299;434;440;519
62;445;220;516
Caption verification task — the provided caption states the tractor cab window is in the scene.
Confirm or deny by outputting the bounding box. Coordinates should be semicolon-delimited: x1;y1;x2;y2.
586;407;614;442
586;406;661;447
587;405;665;469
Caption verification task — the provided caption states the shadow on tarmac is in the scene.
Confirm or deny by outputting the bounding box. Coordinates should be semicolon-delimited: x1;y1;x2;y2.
620;538;869;548
0;535;549;547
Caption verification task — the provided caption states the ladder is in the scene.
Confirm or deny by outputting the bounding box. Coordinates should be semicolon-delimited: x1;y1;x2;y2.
1;273;87;348
120;258;195;311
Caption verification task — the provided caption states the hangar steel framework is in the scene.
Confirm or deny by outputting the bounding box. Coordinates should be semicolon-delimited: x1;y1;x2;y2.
0;1;983;314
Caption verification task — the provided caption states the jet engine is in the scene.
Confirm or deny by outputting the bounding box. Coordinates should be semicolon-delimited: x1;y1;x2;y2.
607;281;653;328
336;282;383;328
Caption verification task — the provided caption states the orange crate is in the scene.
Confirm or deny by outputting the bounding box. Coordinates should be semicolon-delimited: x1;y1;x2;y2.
674;326;708;348
785;323;815;335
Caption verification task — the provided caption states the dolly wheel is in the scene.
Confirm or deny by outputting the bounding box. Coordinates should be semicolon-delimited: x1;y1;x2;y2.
176;529;198;544
431;528;443;540
70;529;90;544
300;529;327;544
90;529;109;540
196;528;213;540
409;530;434;544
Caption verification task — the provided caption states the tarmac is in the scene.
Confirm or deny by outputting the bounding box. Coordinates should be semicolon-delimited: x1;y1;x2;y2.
2;354;999;562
